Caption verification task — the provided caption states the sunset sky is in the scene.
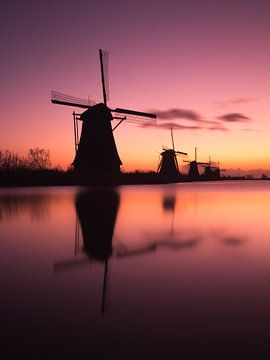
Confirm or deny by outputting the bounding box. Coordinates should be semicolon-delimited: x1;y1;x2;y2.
1;0;269;173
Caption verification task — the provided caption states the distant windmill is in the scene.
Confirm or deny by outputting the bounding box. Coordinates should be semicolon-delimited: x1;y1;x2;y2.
157;128;187;180
201;156;226;180
183;147;208;180
51;49;156;175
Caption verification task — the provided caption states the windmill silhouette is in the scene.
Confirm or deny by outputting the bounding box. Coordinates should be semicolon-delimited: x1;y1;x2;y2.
201;156;226;180
183;147;208;181
157;129;187;180
54;188;120;315
51;49;156;175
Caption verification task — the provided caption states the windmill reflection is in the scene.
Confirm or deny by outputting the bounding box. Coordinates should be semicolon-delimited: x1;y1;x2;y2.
76;188;119;314
54;189;199;314
162;192;176;237
116;192;199;259
157;192;199;249
54;188;120;315
75;189;119;260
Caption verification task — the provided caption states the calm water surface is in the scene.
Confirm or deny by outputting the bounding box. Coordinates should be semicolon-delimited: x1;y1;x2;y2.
1;181;270;359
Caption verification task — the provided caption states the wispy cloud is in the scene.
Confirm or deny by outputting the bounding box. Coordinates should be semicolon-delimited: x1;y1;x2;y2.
216;113;251;123
152;108;202;121
142;108;252;132
214;97;258;108
241;128;260;132
158;122;202;130
207;123;229;132
140;122;202;130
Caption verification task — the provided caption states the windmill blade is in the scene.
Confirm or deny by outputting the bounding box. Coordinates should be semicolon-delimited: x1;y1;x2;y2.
171;128;175;151
51;91;96;109
197;162;209;165
112;111;156;126
99;49;110;105
175;151;188;156
113;107;157;119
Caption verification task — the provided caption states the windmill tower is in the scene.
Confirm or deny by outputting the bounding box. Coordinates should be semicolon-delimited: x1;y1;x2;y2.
157;129;187;180
51;49;156;175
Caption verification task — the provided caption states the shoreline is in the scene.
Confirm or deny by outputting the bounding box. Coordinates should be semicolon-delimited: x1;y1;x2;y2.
0;169;268;187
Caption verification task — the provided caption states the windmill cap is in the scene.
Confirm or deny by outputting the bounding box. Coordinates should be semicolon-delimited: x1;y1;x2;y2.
80;103;113;121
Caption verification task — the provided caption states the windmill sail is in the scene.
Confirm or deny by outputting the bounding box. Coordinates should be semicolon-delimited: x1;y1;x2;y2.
51;91;156;126
112;110;157;126
114;107;156;119
99;49;110;105
51;91;96;108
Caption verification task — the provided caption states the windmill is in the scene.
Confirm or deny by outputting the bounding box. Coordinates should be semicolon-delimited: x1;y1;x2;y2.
157;128;187;180
51;49;156;175
201;156;226;180
183;147;208;181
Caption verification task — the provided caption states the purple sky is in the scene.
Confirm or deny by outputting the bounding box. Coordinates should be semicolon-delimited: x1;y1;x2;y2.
0;0;269;171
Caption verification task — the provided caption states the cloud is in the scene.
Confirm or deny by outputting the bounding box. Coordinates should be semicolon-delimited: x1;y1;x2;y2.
152;108;202;121
229;97;257;104
214;97;258;107
158;122;202;130
216;113;251;123
141;108;251;132
141;121;229;132
241;128;260;132
140;122;202;130
207;123;229;132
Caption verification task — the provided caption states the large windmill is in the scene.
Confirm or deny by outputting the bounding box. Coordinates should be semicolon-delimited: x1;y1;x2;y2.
51;49;156;175
157;129;187;180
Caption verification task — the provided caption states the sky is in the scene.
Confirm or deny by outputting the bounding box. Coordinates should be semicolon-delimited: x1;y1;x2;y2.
0;0;269;174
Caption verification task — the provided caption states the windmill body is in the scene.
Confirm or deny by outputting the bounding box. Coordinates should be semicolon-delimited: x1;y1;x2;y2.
183;148;208;181
158;149;180;179
157;129;187;180
73;104;122;174
188;160;200;180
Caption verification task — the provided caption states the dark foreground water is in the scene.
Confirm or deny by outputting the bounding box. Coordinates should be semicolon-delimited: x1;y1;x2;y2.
1;181;270;359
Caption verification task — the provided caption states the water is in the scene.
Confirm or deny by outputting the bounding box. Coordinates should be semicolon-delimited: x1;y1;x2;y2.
1;181;270;359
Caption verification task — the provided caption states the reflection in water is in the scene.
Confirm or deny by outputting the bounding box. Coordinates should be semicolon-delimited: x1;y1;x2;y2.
162;193;176;237
55;188;120;314
76;189;120;261
115;190;200;257
0;194;51;222
77;188;120;314
2;182;270;358
222;236;247;246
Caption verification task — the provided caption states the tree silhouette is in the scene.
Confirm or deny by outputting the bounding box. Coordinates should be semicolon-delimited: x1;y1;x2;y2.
0;150;26;170
26;148;51;170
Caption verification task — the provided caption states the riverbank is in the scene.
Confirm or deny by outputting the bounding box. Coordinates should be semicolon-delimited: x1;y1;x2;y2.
0;169;268;187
